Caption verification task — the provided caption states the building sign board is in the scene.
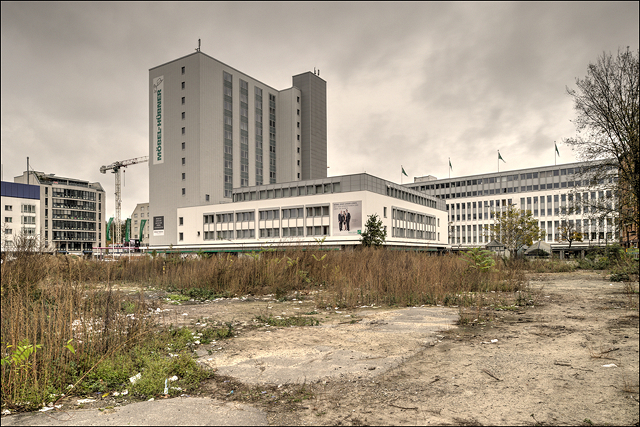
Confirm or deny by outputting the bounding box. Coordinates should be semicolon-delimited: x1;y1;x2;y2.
333;201;362;235
153;215;164;236
153;76;164;165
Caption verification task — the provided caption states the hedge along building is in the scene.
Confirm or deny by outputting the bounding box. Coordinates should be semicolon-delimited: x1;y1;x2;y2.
157;173;448;252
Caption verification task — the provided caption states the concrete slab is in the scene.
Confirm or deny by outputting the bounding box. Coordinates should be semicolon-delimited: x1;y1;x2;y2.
202;306;457;385
1;397;268;426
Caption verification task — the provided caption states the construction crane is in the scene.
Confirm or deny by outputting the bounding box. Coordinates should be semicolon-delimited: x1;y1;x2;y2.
100;156;148;247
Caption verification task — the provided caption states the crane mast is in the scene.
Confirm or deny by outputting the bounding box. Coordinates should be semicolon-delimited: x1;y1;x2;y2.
100;156;149;247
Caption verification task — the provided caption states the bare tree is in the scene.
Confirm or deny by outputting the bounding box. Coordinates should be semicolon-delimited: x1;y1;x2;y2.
564;48;639;243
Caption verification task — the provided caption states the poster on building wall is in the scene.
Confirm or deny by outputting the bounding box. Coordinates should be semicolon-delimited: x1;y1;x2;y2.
333;201;362;235
153;76;164;165
153;215;164;236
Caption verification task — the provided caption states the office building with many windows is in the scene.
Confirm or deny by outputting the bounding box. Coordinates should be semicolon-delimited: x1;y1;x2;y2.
149;50;326;246
403;161;617;250
13;171;106;253
158;173;448;252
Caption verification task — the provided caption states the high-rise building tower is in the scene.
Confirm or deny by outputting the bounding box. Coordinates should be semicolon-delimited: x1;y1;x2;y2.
149;51;327;245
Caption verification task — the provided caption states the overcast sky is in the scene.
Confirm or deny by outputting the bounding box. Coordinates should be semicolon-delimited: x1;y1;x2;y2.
2;2;638;217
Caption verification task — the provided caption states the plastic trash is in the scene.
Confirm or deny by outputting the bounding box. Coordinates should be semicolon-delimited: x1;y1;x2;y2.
491;339;498;343
602;364;617;368
164;378;169;395
129;373;142;384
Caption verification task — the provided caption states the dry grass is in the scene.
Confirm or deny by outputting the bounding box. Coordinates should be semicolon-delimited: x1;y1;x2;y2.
1;247;529;410
1;253;154;409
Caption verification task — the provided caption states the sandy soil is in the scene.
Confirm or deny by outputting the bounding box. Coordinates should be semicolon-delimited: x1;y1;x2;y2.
189;271;639;426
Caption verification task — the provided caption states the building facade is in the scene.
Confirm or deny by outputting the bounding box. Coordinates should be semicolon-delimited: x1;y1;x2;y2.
158;173;447;251
149;51;327;246
1;181;41;252
404;161;618;249
14;171;106;253
130;202;150;246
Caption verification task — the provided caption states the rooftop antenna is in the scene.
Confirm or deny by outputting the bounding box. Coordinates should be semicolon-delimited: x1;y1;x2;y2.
196;39;201;52
314;67;316;75
318;69;320;76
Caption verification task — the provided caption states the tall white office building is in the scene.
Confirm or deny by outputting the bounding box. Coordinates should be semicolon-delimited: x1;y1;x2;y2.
149;50;327;245
404;161;617;249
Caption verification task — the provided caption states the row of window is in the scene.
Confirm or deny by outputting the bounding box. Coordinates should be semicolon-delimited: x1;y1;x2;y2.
417;177;617;200
51;188;96;201
414;167;612;191
194;225;331;242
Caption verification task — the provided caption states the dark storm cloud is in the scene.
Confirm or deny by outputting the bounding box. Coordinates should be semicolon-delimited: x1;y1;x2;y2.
1;2;639;216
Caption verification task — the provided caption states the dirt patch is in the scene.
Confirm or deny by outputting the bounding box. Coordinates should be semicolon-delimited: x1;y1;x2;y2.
188;271;638;426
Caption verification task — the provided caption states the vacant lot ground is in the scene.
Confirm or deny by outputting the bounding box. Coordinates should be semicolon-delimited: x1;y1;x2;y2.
3;271;638;426
197;271;639;426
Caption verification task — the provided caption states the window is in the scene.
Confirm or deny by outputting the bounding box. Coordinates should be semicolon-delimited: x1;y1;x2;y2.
182;173;185;180
182;188;185;195
181;66;185;74
206;194;210;202
384;207;387;218
5;217;12;223
181;82;185;89
297;96;300;103
182;157;186;165
182;142;185;150
5;205;12;211
182;112;185;120
182;97;185;105
179;217;183;226
179;232;184;241
182;127;185;135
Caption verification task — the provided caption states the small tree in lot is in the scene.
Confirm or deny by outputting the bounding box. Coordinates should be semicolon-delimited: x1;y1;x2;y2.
555;218;583;249
360;214;386;247
484;205;545;258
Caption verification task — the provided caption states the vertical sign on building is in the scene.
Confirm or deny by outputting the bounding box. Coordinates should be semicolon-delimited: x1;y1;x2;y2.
153;76;164;165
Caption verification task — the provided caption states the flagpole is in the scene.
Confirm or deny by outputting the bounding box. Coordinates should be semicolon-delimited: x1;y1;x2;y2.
448;158;450;179
554;141;556;165
498;150;500;173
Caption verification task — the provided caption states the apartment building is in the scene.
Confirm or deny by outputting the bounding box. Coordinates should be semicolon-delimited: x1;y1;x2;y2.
404;161;617;249
149;50;327;246
14;171;106;253
130;202;150;246
1;181;41;252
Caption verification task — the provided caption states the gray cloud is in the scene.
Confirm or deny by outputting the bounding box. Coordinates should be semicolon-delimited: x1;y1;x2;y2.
2;1;638;217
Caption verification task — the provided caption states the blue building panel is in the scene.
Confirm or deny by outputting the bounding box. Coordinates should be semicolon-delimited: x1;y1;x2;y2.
0;181;40;200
